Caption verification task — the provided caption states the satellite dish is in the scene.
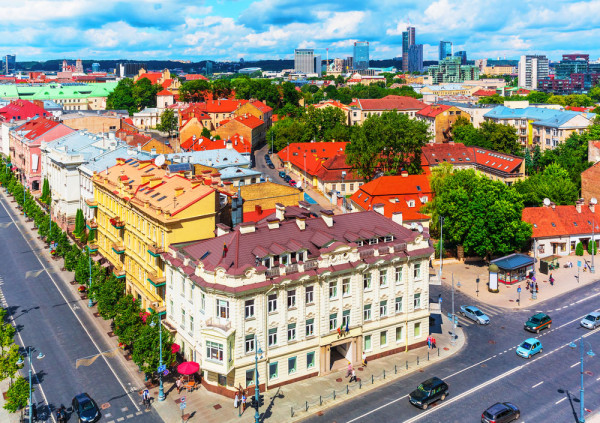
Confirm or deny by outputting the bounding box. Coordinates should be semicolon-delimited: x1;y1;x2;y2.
543;198;551;206
155;154;165;167
417;224;424;233
410;222;417;229
591;198;598;205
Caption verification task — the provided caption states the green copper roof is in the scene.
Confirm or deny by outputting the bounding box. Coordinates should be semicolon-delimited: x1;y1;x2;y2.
0;82;118;100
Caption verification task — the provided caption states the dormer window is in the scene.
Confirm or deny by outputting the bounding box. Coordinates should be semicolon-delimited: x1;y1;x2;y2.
408;200;415;207
262;257;271;269
357;240;364;247
384;235;394;242
369;238;379;245
280;254;289;265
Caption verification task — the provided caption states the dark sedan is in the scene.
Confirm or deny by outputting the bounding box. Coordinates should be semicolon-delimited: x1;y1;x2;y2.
72;393;100;422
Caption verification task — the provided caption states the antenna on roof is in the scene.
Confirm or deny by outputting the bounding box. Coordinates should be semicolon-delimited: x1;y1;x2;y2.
543;198;551;206
155;154;165;167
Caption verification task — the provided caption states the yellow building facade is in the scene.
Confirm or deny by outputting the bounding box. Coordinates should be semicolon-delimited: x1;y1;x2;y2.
93;158;219;312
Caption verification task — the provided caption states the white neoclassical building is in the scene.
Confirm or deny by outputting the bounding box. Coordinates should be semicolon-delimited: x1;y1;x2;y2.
162;206;434;395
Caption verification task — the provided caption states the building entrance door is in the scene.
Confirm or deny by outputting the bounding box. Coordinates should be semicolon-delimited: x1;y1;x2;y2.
329;341;353;371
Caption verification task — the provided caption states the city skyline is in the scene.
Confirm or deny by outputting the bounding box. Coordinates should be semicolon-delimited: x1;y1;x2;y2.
1;0;599;62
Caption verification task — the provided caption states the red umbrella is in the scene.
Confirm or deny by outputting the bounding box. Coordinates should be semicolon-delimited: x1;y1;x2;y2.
177;361;200;375
171;343;181;354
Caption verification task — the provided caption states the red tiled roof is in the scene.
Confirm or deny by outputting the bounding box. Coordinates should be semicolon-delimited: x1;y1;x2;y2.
243;207;276;223
181;133;252;154
416;104;451;118
278;142;349;176
356;95;426;111
516;88;531;95
0;100;49;122
249;100;273;113
137;72;162;84
522;205;598;238
231;114;264;129
157;89;173;96
184;74;209;81
314;154;361;182
422;143;475;166
161;79;173;89
314;100;349;111
16;118;59;140
472;89;496;97
471;148;523;174
196;99;248;114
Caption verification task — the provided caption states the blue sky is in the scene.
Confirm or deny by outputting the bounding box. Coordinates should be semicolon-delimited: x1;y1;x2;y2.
2;0;600;62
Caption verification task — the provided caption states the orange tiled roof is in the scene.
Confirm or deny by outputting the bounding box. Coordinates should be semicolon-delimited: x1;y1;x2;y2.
356;95;426;111
416;104;451;118
157;89;173;96
473;89;496;97
181;133;252;154
522;204;598;238
184;74;209;81
138;72;162;84
248;100;273;113
231;114;264;129
278;142;349;176
314;100;350;111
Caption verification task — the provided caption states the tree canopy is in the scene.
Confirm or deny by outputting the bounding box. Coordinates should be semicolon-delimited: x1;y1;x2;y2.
513;163;578;207
452;118;521;155
106;78;160;115
156;109;178;137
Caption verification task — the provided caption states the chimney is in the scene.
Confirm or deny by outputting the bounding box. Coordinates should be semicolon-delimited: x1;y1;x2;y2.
373;203;385;215
175;186;184;197
392;212;403;226
215;223;230;237
298;200;311;210
401;171;408;177
239;222;256;234
321;209;334;227
296;216;306;230
141;173;154;184
590;201;596;213
576;200;582;213
267;217;280;230
551;202;556;210
190;178;201;188
255;204;262;215
275;203;285;220
149;177;162;188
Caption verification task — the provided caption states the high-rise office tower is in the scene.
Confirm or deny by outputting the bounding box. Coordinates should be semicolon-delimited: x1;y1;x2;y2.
353;41;370;70
408;45;423;73
439;41;452;61
402;26;416;72
518;55;549;89
4;55;15;74
314;55;322;77
454;51;467;65
294;49;315;74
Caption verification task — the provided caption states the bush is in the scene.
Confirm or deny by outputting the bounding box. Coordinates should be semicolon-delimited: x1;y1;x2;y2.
588;240;598;255
576;242;584;256
3;376;30;412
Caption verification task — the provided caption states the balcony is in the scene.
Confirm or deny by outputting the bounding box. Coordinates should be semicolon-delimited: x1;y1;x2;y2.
109;217;124;229
112;262;126;279
147;272;166;287
359;248;375;259
266;267;280;278
85;198;98;208
284;263;298;274
147;244;164;258
205;317;231;332
86;221;98;231
87;243;99;253
147;302;166;316
304;259;318;270
111;242;125;254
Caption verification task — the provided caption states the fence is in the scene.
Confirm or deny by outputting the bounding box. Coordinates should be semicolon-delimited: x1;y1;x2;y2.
289;346;451;418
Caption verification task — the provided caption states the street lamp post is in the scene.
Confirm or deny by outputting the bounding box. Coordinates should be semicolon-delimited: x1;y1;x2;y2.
17;347;44;423
253;335;263;423
591;219;596;273
150;317;166;401
23;181;26;218
88;246;93;308
438;216;445;284
451;273;456;344
569;336;595;423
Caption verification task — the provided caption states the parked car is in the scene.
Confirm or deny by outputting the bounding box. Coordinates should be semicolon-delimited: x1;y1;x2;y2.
264;154;270;160
408;377;448;410
460;305;490;325
581;311;600;330
516;338;542;359
279;171;286;178
481;402;520;423
284;175;292;182
524;313;551;333
267;163;275;169
289;179;297;187
72;393;100;422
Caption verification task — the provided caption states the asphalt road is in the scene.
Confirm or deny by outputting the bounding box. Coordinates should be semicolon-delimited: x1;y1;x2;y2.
304;281;600;423
0;193;162;423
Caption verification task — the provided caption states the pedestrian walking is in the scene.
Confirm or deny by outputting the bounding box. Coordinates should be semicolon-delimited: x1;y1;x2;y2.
362;351;367;367
535;282;539;293
142;388;150;410
432;337;437;349
549;274;554;286
526;280;530;290
349;368;357;383
242;393;247;412
426;335;432;350
176;377;182;394
346;361;352;377
234;392;239;409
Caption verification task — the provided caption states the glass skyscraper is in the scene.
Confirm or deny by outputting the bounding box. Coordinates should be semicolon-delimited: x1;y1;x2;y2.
353;41;369;70
402;26;415;72
439;41;452;61
4;55;15;74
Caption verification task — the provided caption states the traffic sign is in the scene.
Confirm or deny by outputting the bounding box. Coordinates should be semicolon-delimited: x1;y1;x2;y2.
180;402;187;410
517;286;522;293
180;396;186;403
157;364;166;372
163;370;169;376
578;261;582;267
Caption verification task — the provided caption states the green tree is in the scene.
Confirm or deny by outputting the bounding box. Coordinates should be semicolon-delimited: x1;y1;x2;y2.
95;275;125;320
3;376;29;413
479;121;521;154
547;95;566;107
74;209;85;238
576;242;584;256
590;85;600;102
64;244;81;272
212;79;232;99
132;78;160;111
40;179;50;204
282;82;302;108
0;344;21;385
451;116;484;146
478;94;505;104
113;295;143;347
346;111;431;181
156;109;178;139
525;91;551;104
75;250;90;285
106;79;136;115
267;118;307;152
180;79;211;102
132;313;175;374
588;240;597;255
513;164;578;207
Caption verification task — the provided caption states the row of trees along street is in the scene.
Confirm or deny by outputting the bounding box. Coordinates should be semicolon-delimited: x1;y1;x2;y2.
0;156;175;409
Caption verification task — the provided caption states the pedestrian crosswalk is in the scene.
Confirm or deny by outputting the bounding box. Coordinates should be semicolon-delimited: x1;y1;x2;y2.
448;303;506;327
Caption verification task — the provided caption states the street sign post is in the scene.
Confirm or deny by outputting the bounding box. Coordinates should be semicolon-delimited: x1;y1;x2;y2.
517;286;521;306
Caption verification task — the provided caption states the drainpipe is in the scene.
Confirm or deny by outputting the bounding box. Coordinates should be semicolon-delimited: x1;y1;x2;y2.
405;256;411;353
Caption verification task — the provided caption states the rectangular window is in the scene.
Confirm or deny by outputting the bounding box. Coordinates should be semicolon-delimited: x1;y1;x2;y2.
364;334;372;351
216;299;229;319
395;267;403;284
379;271;387;287
329;313;337;331
245;300;255;319
189;316;194;334
245;335;255;353
268;328;277;346
329;281;337;299
380;300;387;317
201;292;206;313
287;323;296;341
269;362;278;380
364;304;372;321
268;294;277;313
181;309;186;327
363;273;372;290
396;326;403;342
246;369;255;387
307;351;315;369
342;278;350;296
305;286;314;304
206;341;223;362
413;263;422;280
380;330;387;347
414;322;421;338
342;310;350;328
287;290;296;309
414;293;421;309
395;297;403;313
306;319;314;337
288;357;297;374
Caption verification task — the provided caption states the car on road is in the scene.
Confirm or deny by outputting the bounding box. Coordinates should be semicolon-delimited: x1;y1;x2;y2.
264;154;270;160
279;171;286;178
524;312;551;333
459;305;490;325
408;377;448;410
481;402;520;423
581;311;600;329
72;393;100;422
284;175;292;182
267;162;275;169
516;337;542;359
289;179;297;187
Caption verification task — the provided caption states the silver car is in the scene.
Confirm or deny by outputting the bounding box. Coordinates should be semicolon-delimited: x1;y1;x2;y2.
581;312;600;330
460;305;490;325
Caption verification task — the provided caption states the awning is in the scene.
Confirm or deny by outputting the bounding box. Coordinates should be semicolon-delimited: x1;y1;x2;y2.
101;262;111;268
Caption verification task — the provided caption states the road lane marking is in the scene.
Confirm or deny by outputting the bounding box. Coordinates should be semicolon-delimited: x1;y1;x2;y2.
571;362;580;368
532;381;543;388
0;195;141;412
555;397;567;405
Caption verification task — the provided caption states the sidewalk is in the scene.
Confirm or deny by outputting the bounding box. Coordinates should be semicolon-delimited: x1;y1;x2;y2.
153;307;464;423
434;254;600;309
0;377;21;423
